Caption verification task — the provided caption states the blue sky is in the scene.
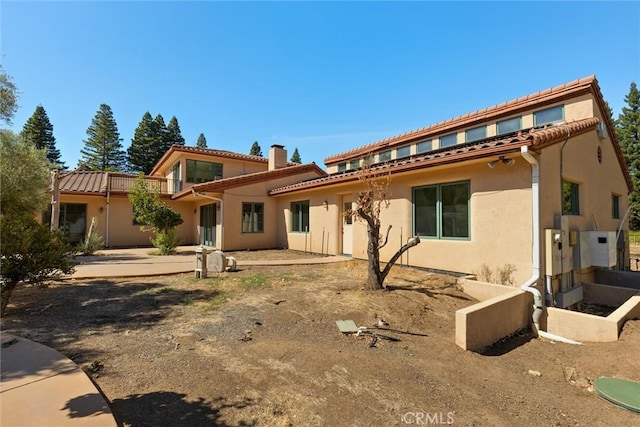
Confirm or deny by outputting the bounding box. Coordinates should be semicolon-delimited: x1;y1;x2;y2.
2;1;639;170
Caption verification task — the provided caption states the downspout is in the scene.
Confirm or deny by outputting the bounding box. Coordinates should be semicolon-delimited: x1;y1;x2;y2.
191;189;224;250
520;146;544;335
106;175;111;247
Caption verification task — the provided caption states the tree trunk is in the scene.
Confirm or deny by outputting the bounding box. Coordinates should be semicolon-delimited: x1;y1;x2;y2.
365;222;384;290
1;283;16;315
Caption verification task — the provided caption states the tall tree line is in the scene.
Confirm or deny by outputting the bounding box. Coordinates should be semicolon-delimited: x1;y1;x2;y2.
616;82;640;230
128;112;185;174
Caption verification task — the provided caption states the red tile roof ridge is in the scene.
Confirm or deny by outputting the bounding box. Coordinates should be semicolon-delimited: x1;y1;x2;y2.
324;76;597;164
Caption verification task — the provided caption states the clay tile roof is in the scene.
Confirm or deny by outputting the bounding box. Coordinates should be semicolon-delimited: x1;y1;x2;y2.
172;163;326;199
324;76;598;165
59;171;108;194
269;118;600;196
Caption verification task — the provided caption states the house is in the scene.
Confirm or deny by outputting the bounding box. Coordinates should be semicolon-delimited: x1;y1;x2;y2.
55;76;632;290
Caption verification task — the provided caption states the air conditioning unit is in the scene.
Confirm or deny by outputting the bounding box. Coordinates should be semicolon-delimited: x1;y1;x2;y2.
578;231;616;268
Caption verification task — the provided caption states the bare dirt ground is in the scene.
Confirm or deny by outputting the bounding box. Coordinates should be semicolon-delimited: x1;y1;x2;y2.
2;250;639;426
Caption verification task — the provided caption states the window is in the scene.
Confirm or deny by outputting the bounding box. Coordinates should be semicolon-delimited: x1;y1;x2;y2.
242;203;264;233
465;126;486;142
291;200;309;232
534;105;564;126
562;181;580;215
337;163;346;172
612;195;620;219
186;160;223;183
349;159;360;170
497;117;522;135
439;133;457;148
396;146;411;159
378;150;391;162
416;140;432;154
413;181;470;239
59;203;87;244
172;162;182;193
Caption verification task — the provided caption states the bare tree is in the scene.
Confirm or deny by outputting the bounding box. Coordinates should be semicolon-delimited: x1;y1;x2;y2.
347;160;420;290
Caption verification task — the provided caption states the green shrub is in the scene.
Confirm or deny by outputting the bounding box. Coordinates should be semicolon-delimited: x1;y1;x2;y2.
78;217;104;255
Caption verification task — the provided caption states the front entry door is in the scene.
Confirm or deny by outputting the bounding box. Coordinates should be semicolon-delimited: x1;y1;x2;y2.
200;204;216;247
342;200;353;255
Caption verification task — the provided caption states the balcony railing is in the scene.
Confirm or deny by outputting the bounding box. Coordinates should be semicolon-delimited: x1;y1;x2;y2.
108;175;182;195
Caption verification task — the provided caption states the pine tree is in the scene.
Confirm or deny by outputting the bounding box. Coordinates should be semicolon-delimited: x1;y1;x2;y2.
616;82;640;230
290;147;301;163
128;112;157;174
153;114;170;155
79;104;126;171
250;141;263;157
196;133;207;148
167;116;185;146
21;105;66;170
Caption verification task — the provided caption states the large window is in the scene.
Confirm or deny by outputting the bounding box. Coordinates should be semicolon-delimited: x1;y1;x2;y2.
416;140;432;154
396;146;411;159
534;105;564;127
413;181;470;239
439;133;457;148
172;162;182;193
59;203;87;244
242;203;264;233
562;181;580;215
337;163;347;172
465;126;486;142
186;160;223;183
497;116;522;135
378;150;391;162
612;194;620;219
291;200;309;232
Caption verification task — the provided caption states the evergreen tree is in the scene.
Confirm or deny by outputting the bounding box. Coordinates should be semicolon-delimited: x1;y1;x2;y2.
290;147;301;163
616;82;640;230
128;112;157;174
167;116;185;146
250;141;263;157
153;113;170;154
0;65;18;126
79;104;126;171
196;133;207;148
21;105;66;170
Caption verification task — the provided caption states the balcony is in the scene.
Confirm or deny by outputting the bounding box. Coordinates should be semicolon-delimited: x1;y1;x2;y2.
108;175;182;195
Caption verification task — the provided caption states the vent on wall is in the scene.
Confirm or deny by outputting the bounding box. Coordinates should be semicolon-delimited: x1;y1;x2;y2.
597;122;606;139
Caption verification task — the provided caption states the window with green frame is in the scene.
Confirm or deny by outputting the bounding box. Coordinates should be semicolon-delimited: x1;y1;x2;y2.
186;159;223;183
612;194;620;219
562;181;580;215
242;203;264;233
413;181;470;239
291;200;309;232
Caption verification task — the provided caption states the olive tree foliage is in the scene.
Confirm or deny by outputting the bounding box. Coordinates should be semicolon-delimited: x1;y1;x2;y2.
0;130;75;314
128;175;184;254
0;65;19;126
346;160;420;290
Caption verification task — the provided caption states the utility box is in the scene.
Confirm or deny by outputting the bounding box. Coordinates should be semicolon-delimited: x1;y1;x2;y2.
545;229;572;275
579;231;616;268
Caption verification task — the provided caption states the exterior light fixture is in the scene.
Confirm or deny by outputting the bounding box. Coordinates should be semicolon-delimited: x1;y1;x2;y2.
322;201;328;210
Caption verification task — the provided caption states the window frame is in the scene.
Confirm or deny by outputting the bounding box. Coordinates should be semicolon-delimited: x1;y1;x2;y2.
413;180;470;240
439;133;457;148
396;145;411;159
337;163;346;172
186;159;223;184
465;126;487;142
534;105;564;127
378;150;391;162
348;159;360;170
416;140;432;154
497;116;522;135
612;194;620;219
291;200;310;233
562;181;580;215
241;202;264;233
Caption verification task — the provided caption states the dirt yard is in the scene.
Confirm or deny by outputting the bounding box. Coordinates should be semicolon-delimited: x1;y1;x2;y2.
2;251;639;426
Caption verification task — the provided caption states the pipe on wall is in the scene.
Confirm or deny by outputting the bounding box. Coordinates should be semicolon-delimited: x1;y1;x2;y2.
520;146;544;335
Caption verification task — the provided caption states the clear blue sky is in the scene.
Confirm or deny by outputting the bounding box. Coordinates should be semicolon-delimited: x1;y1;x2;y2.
3;1;639;170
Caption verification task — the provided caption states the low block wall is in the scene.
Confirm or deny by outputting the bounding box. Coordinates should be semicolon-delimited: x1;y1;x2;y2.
546;294;640;342
593;270;640;290
583;282;639;307
458;278;518;302
455;289;532;352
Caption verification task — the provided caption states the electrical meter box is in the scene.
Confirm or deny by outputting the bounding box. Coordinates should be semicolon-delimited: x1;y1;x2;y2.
545;229;572;276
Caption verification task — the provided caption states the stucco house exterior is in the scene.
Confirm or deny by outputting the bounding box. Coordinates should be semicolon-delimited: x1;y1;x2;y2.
55;75;632;291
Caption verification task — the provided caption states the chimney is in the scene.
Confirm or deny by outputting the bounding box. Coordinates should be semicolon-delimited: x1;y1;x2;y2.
268;144;287;170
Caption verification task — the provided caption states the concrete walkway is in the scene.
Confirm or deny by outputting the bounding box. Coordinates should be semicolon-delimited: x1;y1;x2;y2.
68;246;352;280
1;247;351;426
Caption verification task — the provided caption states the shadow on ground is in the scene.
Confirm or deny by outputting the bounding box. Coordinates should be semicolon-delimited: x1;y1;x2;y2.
110;392;258;427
